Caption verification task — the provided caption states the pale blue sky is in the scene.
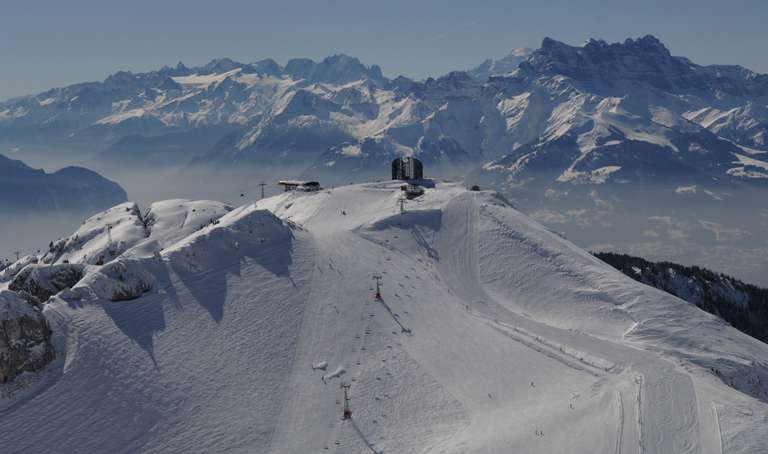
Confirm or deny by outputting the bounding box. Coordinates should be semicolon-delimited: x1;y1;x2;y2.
1;0;766;100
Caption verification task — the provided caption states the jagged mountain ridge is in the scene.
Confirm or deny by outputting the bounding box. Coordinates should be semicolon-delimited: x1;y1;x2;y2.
519;36;768;96
478;35;768;189
0;54;386;152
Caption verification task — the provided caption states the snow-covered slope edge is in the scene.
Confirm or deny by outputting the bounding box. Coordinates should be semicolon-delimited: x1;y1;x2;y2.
595;251;768;344
1;182;766;453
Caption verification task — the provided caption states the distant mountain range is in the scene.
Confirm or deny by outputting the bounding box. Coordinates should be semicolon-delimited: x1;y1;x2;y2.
1;35;765;181
0;153;126;212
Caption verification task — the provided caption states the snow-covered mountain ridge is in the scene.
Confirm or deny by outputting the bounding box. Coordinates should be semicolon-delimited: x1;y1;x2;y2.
0;54;384;145
477;35;768;191
1;182;767;453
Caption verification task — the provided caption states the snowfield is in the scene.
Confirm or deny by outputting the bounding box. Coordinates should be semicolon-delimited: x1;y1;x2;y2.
1;182;767;453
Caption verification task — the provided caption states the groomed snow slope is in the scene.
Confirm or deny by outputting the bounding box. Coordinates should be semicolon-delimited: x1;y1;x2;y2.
1;182;767;454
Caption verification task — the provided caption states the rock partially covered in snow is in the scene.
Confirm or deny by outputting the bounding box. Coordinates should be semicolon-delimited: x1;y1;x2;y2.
0;254;39;283
0;291;55;384
8;263;85;307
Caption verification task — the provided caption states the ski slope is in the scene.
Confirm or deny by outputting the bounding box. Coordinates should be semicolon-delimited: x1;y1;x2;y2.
1;182;767;453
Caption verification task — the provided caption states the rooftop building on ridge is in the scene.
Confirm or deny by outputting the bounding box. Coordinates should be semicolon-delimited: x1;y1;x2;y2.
391;157;423;181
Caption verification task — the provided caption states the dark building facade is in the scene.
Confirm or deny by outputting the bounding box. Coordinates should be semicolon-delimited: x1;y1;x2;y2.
391;157;423;181
278;180;321;192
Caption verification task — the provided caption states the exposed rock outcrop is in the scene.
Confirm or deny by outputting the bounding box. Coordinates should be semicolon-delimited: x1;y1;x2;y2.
8;263;85;307
0;291;55;384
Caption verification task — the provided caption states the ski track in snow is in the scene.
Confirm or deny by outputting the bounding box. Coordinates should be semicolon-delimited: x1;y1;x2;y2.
431;192;707;454
350;418;383;454
713;403;724;454
487;320;605;377
616;391;625;454
636;375;645;454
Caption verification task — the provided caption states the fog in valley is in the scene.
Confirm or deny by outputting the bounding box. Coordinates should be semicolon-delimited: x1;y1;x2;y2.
2;145;292;264
3;144;766;287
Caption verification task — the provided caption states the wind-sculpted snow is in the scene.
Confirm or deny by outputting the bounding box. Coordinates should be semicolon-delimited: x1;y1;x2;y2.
79;259;155;302
39;199;235;269
0;182;767;453
41;202;148;266
129;199;233;257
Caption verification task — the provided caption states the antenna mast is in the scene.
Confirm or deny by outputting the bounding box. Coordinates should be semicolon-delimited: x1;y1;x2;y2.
258;182;267;200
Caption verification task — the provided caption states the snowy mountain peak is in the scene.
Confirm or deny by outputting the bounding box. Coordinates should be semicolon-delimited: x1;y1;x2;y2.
517;35;768;97
507;47;534;57
2;182;768;452
467;47;533;80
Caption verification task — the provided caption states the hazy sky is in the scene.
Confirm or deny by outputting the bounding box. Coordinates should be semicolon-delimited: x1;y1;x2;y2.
1;0;766;100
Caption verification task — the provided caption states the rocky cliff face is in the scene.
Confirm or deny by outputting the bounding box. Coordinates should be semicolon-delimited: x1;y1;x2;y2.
0;291;55;384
